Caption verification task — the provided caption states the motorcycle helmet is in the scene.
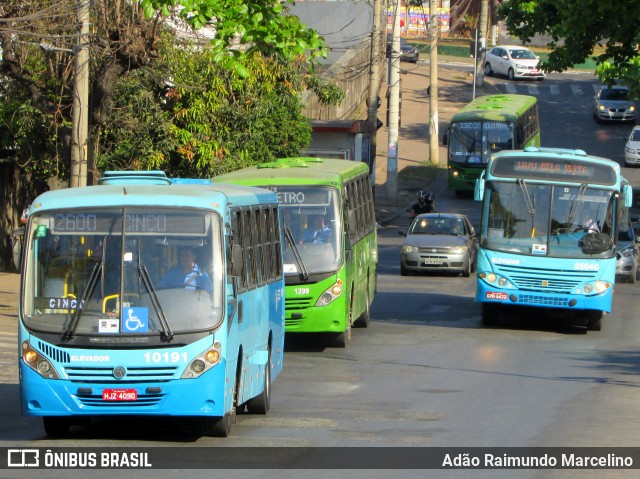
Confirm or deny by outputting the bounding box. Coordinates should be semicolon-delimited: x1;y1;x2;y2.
417;190;427;201
425;191;435;203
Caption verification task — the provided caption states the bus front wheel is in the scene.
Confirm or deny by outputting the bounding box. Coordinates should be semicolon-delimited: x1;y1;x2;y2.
482;303;499;326
586;310;603;331
43;416;71;437
246;346;271;415
354;286;371;328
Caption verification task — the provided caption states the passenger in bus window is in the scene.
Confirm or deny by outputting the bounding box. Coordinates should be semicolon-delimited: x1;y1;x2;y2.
158;246;212;292
300;215;332;244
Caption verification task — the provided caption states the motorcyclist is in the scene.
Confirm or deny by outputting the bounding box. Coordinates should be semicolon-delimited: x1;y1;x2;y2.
407;190;436;218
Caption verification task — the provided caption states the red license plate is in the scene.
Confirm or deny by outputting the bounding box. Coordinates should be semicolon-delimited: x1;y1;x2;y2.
102;389;137;401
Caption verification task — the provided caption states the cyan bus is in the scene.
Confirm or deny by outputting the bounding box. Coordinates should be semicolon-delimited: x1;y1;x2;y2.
18;171;284;437
475;147;633;331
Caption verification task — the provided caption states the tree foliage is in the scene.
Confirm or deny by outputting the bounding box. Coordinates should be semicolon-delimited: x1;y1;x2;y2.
140;0;328;73
0;0;331;182
498;0;640;93
96;37;314;177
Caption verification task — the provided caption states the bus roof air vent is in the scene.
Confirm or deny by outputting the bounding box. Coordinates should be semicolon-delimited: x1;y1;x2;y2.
170;178;213;185
487;95;512;102
257;157;324;169
99;171;172;185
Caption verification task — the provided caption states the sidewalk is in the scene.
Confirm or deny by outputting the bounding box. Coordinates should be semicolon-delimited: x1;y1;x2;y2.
0;272;19;332
374;55;497;225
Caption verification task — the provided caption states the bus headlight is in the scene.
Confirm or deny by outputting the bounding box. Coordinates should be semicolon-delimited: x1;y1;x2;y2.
21;341;60;379
497;277;508;287
190;359;206;374
37;361;51;374
205;349;220;364
584;284;593;294
315;281;343;307
594;281;610;293
182;344;222;378
485;273;497;283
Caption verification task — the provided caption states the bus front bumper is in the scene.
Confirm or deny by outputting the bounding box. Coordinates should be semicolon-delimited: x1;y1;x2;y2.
476;281;613;313
19;360;229;417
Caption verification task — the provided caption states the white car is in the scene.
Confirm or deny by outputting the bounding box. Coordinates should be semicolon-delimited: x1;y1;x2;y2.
625;126;640;166
484;45;545;81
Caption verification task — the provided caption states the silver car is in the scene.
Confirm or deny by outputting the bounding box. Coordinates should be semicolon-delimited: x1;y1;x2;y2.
624;126;640;166
399;213;478;277
593;85;636;123
616;221;639;283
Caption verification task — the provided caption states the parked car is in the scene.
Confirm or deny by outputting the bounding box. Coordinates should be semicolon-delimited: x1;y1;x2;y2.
386;35;419;63
483;45;545;81
616;220;639;283
624;126;640;166
399;213;478;276
593;85;636;123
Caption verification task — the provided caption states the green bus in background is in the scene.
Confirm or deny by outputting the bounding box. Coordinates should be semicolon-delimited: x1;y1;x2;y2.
213;158;377;348
443;94;540;195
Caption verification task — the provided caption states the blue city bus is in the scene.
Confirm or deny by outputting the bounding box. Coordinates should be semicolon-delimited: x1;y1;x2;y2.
474;147;633;331
18;171;285;437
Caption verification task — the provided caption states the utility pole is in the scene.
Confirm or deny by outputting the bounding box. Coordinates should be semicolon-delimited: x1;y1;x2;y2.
70;0;90;188
367;0;382;184
476;0;489;87
429;0;439;166
386;0;401;202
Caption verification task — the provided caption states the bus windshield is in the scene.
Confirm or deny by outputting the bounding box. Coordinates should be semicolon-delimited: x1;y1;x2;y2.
22;208;223;338
482;182;616;258
449;121;514;165
275;186;342;275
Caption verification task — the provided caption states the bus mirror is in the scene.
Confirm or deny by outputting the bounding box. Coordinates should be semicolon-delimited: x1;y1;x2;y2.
474;177;485;202
623;184;633;208
442;128;449;146
231;244;243;277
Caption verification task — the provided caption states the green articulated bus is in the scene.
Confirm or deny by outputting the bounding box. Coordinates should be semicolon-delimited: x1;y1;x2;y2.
443;94;540;194
213;158;378;348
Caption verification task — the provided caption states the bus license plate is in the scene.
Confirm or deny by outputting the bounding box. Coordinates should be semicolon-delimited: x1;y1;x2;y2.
102;389;137;401
423;258;442;265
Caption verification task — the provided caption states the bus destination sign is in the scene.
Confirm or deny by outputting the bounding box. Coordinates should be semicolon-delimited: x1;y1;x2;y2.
491;156;617;185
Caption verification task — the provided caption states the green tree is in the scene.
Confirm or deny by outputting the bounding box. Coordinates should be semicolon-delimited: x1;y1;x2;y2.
498;0;640;93
0;0;329;182
97;37;315;177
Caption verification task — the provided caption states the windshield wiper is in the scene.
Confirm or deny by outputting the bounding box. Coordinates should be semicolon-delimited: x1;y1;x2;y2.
61;263;102;340
517;178;536;217
284;227;309;281
566;183;589;228
138;264;173;341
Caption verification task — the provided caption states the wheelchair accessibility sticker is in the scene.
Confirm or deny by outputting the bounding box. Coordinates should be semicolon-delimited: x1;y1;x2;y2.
123;307;149;333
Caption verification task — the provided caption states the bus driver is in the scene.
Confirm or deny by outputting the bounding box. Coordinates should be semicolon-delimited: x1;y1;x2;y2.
158;246;212;292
